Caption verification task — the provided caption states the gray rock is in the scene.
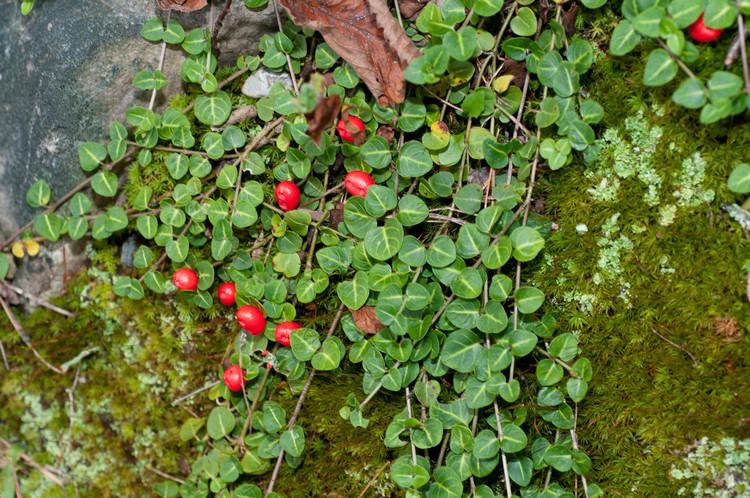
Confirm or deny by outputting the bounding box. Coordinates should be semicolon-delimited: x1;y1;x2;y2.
241;68;293;98
0;0;276;299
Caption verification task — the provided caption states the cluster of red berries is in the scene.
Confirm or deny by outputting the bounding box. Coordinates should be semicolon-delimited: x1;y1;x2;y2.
174;113;380;393
172;270;304;392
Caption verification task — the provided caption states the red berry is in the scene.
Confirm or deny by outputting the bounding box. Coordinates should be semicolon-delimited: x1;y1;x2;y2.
274;321;302;347
688;14;722;43
336;115;366;143
223;364;245;392
345;171;375;197
275;181;301;212
236;305;266;335
261;349;269;356
217;282;237;306
266;362;273;369
172;268;198;291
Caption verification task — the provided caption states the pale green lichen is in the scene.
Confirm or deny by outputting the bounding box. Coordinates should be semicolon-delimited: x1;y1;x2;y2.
586;111;663;206
672;152;715;209
671;437;750;498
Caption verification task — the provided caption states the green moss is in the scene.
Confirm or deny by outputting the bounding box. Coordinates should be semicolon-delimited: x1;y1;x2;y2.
536;52;750;496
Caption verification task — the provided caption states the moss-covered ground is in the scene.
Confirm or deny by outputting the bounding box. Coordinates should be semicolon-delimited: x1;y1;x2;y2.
534;42;750;496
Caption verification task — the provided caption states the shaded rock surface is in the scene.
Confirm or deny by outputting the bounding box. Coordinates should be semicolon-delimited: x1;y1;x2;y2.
0;0;275;298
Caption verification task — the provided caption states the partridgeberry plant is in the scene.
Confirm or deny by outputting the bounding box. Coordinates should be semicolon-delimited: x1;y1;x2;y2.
2;0;610;496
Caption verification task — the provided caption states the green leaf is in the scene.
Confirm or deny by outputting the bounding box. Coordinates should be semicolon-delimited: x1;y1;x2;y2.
669;0;704;27
364;219;404;261
499;423;527;453
471;0;504;17
450;268;483;299
26;179;51;208
537;359;564;386
708;71;743;101
397;195;429;226
391;455;430;489
507;457;533;486
632;6;666;37
454;184;482;214
34;213;63;241
426;466;463;498
91;171;118;197
549;333;579;361
728;163;750;193
473;430;500;459
311;337;343;370
444;27;478;62
456;223;490;258
113;276;145;300
137;215;158;239
336;271;369;310
441;329;481;373
510;226;544;262
704;0;738;28
0;254;9;280
163;19;185;44
166;236;189;262
360;136;392;169
398;141;433;178
514;286;545;313
290;328;320;362
207;406;236;439
567;377;588;402
132;70;167;90
280;426;305;457
609;20;642;56
364;185;397;218
510;7;537;36
194;91;232;126
643;48;678;87
427;235;457;268
140;17;164;42
78;142;108;172
672;78;707;109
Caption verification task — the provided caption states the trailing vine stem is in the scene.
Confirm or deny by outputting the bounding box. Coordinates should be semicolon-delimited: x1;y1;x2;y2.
263;303;346;497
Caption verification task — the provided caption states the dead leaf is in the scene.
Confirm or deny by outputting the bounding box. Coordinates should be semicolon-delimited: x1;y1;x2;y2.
305;94;341;144
351;306;386;334
399;0;429;19
562;3;579;36
376;124;395;143
157;0;208;12
279;0;420;105
713;316;741;343
327;201;345;228
500;59;527;88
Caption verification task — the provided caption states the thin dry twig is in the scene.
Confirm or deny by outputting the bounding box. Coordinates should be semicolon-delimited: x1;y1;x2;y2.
356;461;390;498
171;380;221;406
3;282;75;317
145;465;185;485
649;327;698;366
0;438;67;487
0;296;63;374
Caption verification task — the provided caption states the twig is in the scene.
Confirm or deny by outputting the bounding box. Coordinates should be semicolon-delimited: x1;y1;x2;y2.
657;39;700;80
0;337;9;370
145;466;185;485
0;438;67;487
171;380;220;406
212;0;233;42
0;296;63;374
570;404;590;498
149;11;170;111
264;304;346;497
237;357;275;451
736;6;750;93
535;347;578;377
405;387;417;465
356;461;390;498
271;0;299;94
60;347;99;373
3;282;75;317
649;327;698;366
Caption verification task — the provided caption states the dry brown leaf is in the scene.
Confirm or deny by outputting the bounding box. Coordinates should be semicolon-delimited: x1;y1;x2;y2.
376;124;395;144
562;3;579;36
399;0;429;19
500;59;527;88
279;0;420;105
305;94;341;144
157;0;208;12
351;306;386;334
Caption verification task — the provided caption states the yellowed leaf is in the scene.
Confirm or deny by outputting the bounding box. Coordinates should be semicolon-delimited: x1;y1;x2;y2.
492;75;515;94
11;242;24;258
24;239;40;257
